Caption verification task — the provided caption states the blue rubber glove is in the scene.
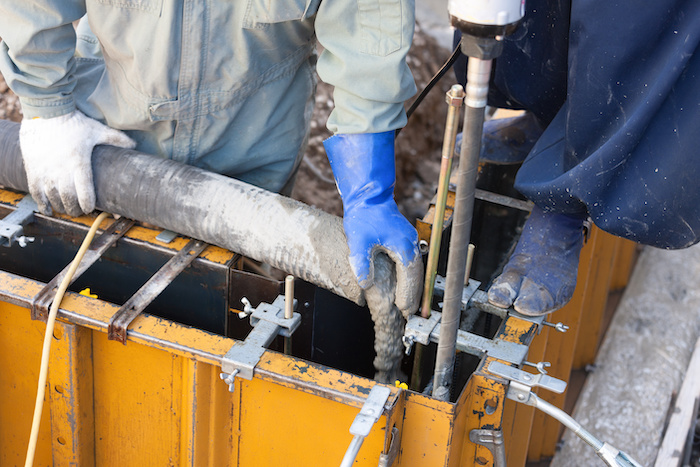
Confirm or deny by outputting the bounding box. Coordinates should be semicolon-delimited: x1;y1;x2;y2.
455;112;544;165
325;132;422;318
488;205;586;316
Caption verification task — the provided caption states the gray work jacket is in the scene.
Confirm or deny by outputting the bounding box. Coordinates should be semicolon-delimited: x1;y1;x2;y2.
0;0;416;191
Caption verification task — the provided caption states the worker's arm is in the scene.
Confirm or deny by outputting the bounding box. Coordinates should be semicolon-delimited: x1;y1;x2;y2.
324;132;422;318
0;2;134;216
0;1;85;119
314;0;416;135
315;0;422;317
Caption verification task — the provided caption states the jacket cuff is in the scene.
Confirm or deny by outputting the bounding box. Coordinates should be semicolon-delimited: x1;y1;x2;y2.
19;95;76;119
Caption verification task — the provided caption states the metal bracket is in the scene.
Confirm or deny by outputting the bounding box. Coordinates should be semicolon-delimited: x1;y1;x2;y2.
220;295;301;390
341;385;392;467
404;278;531;363
31;216;135;321
470;429;506;467
0;195;37;247
403;310;441;352
378;426;400;467
487;361;567;397
433;276;481;311
108;239;208;343
350;385;392;437
403;312;529;364
488;361;643;467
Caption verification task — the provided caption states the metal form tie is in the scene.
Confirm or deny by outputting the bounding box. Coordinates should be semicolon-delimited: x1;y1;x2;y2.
31;216;135;321
339;385;392;467
108;239;208;343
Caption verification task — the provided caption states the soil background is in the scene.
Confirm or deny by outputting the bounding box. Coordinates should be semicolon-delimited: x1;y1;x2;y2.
0;24;452;225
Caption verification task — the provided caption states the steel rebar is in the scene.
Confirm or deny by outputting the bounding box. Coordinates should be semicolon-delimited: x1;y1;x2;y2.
421;84;464;318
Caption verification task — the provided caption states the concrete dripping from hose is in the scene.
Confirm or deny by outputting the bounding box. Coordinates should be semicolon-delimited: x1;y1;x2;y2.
364;252;406;383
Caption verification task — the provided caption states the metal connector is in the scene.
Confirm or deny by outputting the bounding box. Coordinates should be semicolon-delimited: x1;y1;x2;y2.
488;361;642;467
340;385;392;467
523;361;552;375
0;195;37;247
404;313;529;365
543;320;570;333
220;295;301;391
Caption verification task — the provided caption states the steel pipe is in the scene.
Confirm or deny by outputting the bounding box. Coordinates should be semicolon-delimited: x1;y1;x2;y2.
432;57;492;401
339;435;365;467
0;119;365;306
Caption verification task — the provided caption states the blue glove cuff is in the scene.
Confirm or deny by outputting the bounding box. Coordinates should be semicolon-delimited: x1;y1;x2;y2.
324;131;419;288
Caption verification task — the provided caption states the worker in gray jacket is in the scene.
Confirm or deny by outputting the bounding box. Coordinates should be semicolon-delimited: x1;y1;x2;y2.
0;0;422;317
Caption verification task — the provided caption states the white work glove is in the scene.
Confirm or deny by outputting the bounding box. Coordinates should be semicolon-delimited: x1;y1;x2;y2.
19;110;136;216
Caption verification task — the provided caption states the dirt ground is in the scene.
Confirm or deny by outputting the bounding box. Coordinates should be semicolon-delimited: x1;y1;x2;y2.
0;24;451;224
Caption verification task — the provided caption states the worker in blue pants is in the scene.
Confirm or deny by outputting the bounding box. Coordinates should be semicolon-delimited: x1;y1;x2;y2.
455;0;700;315
0;0;423;316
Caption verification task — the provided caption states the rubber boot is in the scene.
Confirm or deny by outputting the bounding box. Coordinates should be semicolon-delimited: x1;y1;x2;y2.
488;205;586;316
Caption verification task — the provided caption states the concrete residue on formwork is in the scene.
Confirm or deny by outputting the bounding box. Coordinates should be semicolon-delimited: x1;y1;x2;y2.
550;243;700;466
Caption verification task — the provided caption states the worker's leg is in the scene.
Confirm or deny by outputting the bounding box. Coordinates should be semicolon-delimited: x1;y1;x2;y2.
514;0;700;248
489;0;700;315
488;205;585;316
451;0;568;164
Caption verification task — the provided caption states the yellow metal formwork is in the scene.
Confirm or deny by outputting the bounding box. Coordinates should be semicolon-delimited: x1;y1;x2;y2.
415;182;638;466
0;267;539;466
0;190;636;466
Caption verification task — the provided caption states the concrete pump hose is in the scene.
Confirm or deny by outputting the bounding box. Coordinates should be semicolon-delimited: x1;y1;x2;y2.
0;119;365;306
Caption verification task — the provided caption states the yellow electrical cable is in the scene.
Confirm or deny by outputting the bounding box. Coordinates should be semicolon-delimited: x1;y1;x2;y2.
24;211;112;467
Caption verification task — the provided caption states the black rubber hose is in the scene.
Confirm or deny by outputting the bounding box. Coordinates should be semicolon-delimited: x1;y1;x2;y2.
396;44;463;138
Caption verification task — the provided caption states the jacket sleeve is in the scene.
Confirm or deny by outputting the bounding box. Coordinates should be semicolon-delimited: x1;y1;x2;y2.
315;0;417;135
0;2;86;119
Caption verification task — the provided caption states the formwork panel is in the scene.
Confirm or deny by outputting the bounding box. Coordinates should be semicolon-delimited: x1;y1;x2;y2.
185;361;239;467
399;394;455;465
49;322;96;466
0;272;400;466
456;369;507;467
91;331;186;465
0;301;53;467
0;188;638;466
573;228;618;368
238;376;387;466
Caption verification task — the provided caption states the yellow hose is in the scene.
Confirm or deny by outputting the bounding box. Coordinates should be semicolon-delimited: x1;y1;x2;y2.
25;211;112;467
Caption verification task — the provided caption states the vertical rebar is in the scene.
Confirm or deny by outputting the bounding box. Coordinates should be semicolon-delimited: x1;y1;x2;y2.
432;57;492;401
421;84;465;318
284;275;294;355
